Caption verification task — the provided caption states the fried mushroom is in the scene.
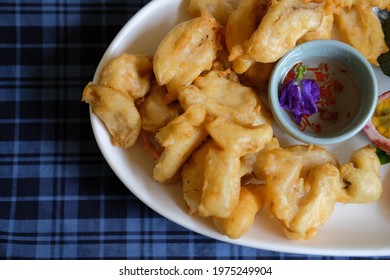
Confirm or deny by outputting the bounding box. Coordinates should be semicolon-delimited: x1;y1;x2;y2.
153;9;220;102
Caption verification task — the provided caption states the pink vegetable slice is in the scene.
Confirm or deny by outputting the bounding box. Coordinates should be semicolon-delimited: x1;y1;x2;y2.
363;90;390;154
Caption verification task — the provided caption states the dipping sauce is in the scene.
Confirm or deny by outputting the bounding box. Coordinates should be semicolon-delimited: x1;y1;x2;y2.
281;58;361;135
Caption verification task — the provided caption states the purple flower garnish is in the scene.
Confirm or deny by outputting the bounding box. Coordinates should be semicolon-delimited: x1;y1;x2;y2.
279;65;320;124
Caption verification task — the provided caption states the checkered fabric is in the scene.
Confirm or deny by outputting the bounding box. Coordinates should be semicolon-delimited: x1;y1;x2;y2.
0;0;388;260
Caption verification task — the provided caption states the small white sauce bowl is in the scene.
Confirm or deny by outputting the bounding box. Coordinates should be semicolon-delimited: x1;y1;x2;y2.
268;40;378;145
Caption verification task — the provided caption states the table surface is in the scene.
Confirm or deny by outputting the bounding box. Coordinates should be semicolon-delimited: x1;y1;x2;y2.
0;0;389;260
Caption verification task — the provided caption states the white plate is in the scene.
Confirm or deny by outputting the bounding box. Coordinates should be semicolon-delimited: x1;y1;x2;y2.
90;0;390;256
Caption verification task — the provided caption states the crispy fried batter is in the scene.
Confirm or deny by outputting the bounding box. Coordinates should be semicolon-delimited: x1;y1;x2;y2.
339;145;382;203
229;0;324;72
138;81;182;133
99;53;153;100
213;184;264;239
198;144;242;218
153;10;220;102
253;137;280;181
333;0;390;10
188;0;240;26
262;147;341;240
263;148;304;223
82;83;141;149
238;62;275;92
225;0;269;52
285;145;339;178
140;130;163;161
198;117;273;218
334;5;388;65
153;104;208;183
178;68;272;127
181;140;216;215
298;0;335;43
284;163;340;240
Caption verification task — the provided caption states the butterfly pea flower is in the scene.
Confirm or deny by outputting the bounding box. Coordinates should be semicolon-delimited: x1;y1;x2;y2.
279;64;320;124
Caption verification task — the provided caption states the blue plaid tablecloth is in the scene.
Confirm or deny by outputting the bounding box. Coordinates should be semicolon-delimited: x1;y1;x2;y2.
0;0;388;260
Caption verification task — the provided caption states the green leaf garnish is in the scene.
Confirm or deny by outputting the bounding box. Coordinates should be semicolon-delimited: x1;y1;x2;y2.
376;148;390;165
378;53;390;77
379;13;390;77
